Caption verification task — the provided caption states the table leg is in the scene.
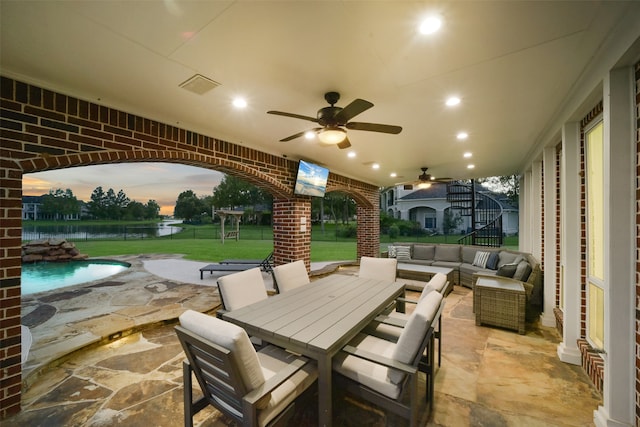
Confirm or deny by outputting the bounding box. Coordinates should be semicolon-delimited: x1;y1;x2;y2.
318;355;332;426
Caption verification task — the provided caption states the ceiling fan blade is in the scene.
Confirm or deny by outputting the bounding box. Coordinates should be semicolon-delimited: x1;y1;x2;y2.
337;137;351;149
267;111;318;123
346;122;402;134
334;99;373;123
280;130;308;142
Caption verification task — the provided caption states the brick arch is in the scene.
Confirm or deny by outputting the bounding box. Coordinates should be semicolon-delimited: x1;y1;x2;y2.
17;150;292;199
0;76;381;417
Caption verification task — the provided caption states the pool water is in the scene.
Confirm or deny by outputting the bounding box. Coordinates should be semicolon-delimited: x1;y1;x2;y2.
22;260;131;295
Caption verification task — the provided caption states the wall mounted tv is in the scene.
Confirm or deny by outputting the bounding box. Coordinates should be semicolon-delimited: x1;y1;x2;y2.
293;160;329;197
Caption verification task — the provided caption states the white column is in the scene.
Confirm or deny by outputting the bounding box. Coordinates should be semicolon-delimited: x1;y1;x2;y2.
518;171;532;251
530;160;543;260
542;146;558;327
557;121;582;365
593;66;634;427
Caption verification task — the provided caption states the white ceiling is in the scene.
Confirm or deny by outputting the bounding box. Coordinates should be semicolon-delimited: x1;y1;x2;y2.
2;1;639;187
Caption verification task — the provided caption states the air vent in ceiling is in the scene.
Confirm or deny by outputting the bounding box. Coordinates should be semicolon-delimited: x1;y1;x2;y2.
179;74;220;95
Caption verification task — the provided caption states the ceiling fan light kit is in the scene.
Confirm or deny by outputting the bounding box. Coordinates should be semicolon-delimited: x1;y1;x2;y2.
318;127;347;144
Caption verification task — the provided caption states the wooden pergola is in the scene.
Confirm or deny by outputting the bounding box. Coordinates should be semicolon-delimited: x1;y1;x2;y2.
215;210;244;244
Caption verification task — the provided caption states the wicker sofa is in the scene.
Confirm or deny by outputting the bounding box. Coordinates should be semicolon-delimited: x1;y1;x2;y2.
383;242;542;319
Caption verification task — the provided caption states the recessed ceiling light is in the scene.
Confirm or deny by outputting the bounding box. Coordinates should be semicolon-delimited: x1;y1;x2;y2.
390;172;397;178
457;132;468;140
464;152;472;158
304;131;316;139
446;96;461;107
232;97;247;108
419;16;442;35
467;164;475;169
347;151;356;158
372;163;380;169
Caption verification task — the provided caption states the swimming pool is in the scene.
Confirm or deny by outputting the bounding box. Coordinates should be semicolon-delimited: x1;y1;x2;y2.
21;260;131;295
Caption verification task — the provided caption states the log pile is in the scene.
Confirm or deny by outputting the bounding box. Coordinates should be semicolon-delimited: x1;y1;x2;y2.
22;238;89;263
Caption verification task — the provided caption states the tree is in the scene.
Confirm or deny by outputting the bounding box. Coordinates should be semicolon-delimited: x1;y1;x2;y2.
40;188;79;219
478;175;519;206
88;186;107;219
174;190;206;222
442;209;463;235
211;175;272;223
145;200;161;219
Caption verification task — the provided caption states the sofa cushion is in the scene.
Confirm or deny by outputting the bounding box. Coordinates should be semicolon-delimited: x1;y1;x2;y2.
486;252;500;270
472;251;491;268
513;260;532;282
395;245;412;261
497;252;524;268
412;245;435;260
461;246;478;264
496;262;518;278
434;245;461;262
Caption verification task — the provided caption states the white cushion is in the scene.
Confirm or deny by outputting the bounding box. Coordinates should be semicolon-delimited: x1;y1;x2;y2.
256;345;318;426
472;251;491;268
217;267;268;311
332;333;403;400
178;310;265;391
390;292;443;383
359;256;397;283
422;273;447;297
273;260;310;293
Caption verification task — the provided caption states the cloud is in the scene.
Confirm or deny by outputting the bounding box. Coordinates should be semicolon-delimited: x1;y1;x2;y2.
23;163;225;216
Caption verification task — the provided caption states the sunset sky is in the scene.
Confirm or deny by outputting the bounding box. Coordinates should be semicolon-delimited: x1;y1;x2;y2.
22;163;225;216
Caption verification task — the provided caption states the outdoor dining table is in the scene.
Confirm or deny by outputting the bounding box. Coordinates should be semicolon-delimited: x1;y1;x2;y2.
221;274;405;427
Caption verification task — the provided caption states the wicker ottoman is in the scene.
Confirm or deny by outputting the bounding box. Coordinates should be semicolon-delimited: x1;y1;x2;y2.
474;277;526;334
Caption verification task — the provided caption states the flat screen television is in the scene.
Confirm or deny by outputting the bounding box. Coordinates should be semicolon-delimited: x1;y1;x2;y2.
293;160;329;197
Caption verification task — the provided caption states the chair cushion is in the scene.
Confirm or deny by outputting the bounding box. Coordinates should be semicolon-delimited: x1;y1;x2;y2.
461;246;478;264
424;273;447;295
497;252;524;268
412;245;435;260
178;310;265;391
333;333;403;400
273;260;309;293
256;345;318;426
496;263;518;278
390;292;443;383
217;267;268;311
359;257;397;282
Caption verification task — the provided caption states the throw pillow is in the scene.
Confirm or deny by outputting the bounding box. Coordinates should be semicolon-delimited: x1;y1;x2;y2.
486;252;500;270
387;245;397;258
513;260;532;281
472;251;491;268
497;252;524;268
496;262;518;278
395;245;412;261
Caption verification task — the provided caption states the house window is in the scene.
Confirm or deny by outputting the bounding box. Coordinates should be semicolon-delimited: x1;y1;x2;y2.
425;217;436;229
585;119;604;349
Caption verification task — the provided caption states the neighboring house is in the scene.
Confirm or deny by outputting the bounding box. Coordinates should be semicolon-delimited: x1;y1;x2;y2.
22;195;84;221
380;182;519;236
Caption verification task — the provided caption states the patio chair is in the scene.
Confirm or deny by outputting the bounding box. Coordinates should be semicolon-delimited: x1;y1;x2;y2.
220;252;274;273
199;253;273;280
358;256;398;283
368;278;446;366
272;260;310;293
176;310;317;427
217;267;269;313
332;291;442;427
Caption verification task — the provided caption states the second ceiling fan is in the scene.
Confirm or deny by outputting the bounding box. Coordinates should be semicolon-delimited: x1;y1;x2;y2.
267;91;402;149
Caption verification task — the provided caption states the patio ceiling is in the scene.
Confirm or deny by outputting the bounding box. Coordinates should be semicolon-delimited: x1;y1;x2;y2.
1;1;639;187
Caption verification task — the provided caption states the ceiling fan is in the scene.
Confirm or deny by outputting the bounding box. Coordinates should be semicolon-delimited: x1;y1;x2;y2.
399;167;452;190
267;91;402;149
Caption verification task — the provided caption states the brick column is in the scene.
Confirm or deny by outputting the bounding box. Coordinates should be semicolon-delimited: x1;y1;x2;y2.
272;198;311;270
356;201;379;259
0;163;23;417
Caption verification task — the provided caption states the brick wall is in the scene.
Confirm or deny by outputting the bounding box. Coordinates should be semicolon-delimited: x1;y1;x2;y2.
634;60;639;427
0;76;380;417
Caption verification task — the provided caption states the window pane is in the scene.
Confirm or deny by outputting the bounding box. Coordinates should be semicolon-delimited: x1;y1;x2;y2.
586;121;604;280
588;281;604;348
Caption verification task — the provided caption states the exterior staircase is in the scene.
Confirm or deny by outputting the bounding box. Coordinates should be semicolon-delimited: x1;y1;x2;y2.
446;180;503;247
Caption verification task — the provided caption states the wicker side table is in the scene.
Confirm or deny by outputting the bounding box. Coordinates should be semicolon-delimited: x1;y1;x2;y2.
474;277;526;334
